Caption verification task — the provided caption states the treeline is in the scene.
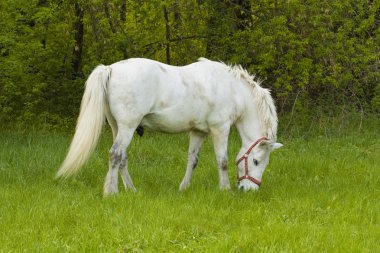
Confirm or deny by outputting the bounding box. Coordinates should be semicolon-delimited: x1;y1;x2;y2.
0;0;379;128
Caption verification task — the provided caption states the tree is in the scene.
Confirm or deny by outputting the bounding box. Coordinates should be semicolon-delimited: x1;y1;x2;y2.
0;0;378;129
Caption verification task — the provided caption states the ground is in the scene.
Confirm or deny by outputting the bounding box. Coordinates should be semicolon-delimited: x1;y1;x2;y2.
0;120;379;252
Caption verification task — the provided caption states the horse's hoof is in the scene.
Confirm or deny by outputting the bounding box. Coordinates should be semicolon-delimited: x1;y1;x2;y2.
219;184;231;191
103;191;118;197
179;181;190;191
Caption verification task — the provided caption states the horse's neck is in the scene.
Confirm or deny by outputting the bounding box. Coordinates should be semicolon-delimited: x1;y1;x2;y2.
236;101;264;148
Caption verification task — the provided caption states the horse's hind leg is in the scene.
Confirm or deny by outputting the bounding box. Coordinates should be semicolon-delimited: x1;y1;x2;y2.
119;153;136;192
104;126;136;196
106;106;139;193
105;103;118;139
179;131;206;191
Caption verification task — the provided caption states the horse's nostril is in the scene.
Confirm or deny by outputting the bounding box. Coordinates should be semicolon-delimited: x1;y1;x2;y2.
239;185;244;191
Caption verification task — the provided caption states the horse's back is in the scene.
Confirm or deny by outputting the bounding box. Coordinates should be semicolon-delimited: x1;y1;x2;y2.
107;58;244;133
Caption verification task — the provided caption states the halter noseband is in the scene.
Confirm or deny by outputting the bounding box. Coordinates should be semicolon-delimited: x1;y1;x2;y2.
236;137;268;187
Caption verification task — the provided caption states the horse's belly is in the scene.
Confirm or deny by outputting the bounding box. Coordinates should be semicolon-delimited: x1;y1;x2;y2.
141;112;209;133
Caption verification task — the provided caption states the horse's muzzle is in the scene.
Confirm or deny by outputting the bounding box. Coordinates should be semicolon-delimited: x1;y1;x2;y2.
238;179;260;191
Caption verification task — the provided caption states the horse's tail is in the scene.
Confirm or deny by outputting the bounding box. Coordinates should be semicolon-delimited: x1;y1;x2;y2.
56;65;111;178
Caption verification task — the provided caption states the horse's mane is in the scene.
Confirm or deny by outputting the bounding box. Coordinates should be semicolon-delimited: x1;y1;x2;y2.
229;64;278;140
198;58;278;140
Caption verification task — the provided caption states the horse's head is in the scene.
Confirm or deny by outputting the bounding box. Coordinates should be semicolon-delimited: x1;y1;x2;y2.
236;138;283;191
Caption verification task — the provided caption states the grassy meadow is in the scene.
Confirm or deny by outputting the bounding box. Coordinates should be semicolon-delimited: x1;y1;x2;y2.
0;117;379;252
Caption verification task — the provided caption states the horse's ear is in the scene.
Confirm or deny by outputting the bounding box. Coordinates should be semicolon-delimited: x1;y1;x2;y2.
270;142;283;151
259;141;283;151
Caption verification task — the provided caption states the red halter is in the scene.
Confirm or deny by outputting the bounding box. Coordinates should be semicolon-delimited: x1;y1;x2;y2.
236;137;268;187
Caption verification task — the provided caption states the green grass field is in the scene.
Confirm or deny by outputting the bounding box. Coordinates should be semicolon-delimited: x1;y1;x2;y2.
0;119;379;252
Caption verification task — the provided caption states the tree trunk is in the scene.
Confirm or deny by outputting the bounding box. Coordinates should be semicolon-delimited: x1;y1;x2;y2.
163;5;171;64
120;2;128;59
205;1;230;58
232;0;252;30
72;2;84;78
37;0;49;49
173;0;181;31
120;2;126;22
104;1;116;33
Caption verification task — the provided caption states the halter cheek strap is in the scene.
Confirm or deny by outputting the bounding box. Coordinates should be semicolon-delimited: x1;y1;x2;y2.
236;137;268;187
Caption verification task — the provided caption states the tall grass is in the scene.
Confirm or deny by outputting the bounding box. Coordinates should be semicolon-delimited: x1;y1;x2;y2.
0;118;379;252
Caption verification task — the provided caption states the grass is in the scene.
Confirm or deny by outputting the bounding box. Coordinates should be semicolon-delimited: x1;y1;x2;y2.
0;118;379;252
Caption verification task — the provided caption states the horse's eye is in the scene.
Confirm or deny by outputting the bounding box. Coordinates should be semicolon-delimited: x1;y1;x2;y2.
253;159;259;166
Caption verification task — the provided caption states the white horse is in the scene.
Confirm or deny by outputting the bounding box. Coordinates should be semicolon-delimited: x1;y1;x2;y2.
57;58;282;195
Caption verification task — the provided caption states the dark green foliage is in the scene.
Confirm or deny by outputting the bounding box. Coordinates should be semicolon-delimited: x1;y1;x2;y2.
0;0;379;129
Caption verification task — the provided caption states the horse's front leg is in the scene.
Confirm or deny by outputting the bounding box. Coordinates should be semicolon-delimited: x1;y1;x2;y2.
179;131;206;191
210;127;231;190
